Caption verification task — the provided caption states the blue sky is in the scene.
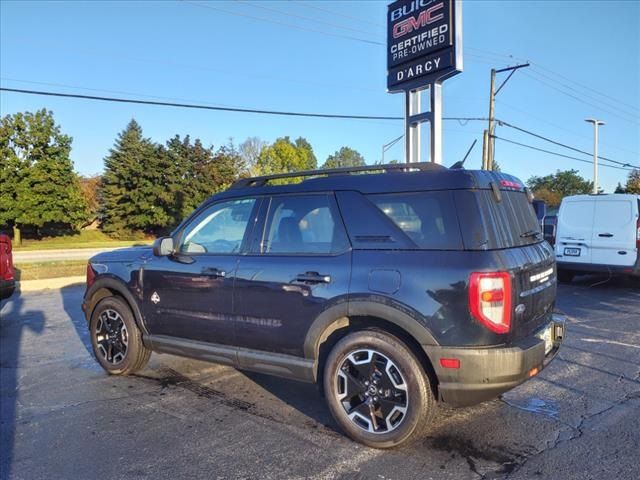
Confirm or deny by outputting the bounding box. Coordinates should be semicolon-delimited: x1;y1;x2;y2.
1;0;639;192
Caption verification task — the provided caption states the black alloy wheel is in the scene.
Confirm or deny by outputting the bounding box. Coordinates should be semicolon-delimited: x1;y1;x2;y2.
94;308;129;365
323;329;436;448
89;296;151;375
336;349;408;434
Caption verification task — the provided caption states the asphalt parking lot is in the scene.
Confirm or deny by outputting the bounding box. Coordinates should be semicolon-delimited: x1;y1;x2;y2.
1;276;639;480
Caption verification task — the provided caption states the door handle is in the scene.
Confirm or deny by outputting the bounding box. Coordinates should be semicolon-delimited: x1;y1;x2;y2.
598;233;614;238
295;272;331;284
202;267;226;278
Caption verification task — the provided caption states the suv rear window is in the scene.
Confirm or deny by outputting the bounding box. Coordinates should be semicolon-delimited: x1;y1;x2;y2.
454;190;542;249
367;191;463;249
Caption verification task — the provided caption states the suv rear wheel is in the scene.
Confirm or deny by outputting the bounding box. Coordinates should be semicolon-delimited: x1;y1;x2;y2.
323;330;436;448
90;296;151;375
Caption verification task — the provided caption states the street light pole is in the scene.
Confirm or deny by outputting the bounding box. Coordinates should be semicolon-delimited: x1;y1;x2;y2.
585;118;605;194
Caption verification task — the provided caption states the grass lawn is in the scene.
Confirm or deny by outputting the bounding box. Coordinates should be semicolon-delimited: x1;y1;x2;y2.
15;260;88;281
14;230;153;251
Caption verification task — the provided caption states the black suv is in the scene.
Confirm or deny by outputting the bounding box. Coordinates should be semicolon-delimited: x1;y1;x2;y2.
82;163;565;448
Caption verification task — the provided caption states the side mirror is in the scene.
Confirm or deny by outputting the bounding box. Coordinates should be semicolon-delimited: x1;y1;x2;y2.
153;237;174;257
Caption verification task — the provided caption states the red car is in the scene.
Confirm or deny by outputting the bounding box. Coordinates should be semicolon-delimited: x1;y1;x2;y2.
0;233;16;300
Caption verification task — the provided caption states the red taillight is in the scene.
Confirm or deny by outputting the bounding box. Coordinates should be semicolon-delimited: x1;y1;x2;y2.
469;271;512;334
86;263;96;288
636;217;640;249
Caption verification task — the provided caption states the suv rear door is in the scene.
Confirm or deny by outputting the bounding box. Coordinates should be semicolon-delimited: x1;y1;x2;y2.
233;193;351;357
591;195;637;267
555;197;595;265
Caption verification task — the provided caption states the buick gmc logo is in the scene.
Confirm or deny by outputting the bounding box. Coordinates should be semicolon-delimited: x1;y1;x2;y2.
390;0;443;21
392;2;445;39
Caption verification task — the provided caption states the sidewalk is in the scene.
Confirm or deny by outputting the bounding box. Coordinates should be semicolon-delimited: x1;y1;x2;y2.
17;276;85;292
13;248;113;264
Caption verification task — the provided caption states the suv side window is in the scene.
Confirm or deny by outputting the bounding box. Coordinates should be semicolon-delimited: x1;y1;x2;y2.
262;194;349;254
367;191;463;249
179;198;256;254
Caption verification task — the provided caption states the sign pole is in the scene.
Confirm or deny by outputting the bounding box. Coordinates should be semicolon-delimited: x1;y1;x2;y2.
387;0;463;165
405;90;421;163
430;81;443;164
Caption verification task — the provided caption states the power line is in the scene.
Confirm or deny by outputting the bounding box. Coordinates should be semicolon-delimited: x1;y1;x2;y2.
292;1;385;29
495;98;640;157
236;0;376;37
498;120;640;169
467;50;639;124
494;135;633;172
0;86;492;124
529;61;639;113
181;0;383;46
0;87;401;120
521;71;639;125
3;85;636;171
467;48;640;120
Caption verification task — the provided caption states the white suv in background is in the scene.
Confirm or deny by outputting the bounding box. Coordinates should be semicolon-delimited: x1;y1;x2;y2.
555;194;640;282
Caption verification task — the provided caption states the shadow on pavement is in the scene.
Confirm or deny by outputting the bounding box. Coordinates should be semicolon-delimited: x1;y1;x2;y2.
241;370;341;433
0;291;45;479
60;284;93;357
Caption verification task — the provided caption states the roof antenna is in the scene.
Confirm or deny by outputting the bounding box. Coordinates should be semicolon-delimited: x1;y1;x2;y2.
450;139;477;169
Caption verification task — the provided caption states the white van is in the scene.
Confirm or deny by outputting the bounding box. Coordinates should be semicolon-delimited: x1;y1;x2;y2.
555;194;640;282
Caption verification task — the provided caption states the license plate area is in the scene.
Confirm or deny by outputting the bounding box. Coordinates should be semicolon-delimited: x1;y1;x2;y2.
537;324;554;355
563;247;581;256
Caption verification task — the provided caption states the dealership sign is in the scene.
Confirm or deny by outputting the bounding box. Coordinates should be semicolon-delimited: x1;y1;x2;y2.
387;0;462;91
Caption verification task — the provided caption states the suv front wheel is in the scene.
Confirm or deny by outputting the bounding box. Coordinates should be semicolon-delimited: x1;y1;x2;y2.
90;296;151;375
323;330;436;448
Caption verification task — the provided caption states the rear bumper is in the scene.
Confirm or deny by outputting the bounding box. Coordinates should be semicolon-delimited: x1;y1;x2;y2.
0;279;16;300
424;313;566;407
557;260;639;277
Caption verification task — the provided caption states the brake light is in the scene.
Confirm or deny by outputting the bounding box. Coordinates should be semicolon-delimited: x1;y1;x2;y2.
469;272;512;334
636;217;640;249
86;263;96;288
500;180;523;189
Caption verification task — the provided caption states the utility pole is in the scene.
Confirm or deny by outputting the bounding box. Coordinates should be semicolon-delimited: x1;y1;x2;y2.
585;118;605;194
485;63;530;170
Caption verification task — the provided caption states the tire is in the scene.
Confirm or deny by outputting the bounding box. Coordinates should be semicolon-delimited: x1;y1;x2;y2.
89;296;151;375
557;269;574;283
323;329;436;449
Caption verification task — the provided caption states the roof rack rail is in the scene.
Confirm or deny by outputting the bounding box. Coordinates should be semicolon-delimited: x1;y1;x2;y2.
230;161;446;189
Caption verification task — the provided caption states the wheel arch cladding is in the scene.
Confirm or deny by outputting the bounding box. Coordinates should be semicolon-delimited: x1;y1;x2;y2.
85;278;148;335
305;301;440;397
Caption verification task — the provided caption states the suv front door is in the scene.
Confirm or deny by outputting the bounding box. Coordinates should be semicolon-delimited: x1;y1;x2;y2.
143;197;259;345
234;193;351;357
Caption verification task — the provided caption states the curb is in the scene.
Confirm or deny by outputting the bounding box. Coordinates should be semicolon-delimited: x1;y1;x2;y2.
17;276;86;292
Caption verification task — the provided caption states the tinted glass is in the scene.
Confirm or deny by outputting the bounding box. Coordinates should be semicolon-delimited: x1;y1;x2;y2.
180;198;256;254
264;194;349;254
455;190;542;249
367;191;463;249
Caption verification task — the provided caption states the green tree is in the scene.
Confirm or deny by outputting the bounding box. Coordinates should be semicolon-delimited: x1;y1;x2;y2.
256;136;316;176
101;120;172;236
614;182;626;194
624;169;640;194
323;146;366;169
0;110;87;241
526;169;593;207
166;136;244;221
294;137;317;169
